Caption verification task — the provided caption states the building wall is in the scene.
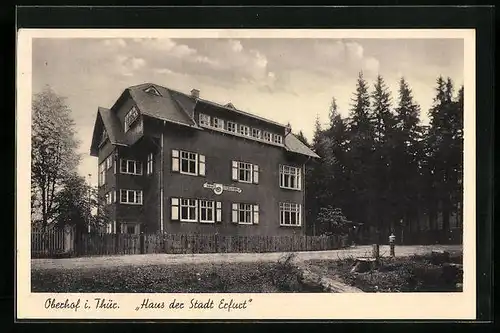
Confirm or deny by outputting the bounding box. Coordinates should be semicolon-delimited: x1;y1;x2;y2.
160;122;307;236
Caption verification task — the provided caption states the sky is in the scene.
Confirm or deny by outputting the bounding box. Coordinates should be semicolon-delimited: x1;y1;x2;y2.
32;37;464;185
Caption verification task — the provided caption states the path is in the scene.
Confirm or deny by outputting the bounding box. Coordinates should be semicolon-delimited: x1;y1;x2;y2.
31;244;462;271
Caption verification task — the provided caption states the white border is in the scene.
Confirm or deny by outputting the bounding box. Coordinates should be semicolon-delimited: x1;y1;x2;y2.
17;29;476;320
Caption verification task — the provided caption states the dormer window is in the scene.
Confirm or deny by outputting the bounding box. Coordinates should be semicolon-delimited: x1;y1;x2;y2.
144;86;161;96
251;128;262;139
238;125;250;137
124;106;139;132
213;117;224;130
100;129;108;146
199;113;211;127
273;134;283;145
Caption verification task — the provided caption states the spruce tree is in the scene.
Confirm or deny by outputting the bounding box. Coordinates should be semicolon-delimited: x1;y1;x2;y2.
394;77;424;234
370;75;396;236
347;72;376;238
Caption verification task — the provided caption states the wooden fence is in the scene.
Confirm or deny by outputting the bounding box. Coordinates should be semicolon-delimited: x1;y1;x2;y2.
31;228;69;258
31;230;349;258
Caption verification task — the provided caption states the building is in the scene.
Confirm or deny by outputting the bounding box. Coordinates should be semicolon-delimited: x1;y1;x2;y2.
90;83;319;236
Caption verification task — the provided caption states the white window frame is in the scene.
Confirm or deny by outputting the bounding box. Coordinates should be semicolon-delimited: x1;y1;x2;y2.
213;117;224;130
199;200;215;223
180;198;198;222
251;128;262;139
273;134;283;144
98;161;106;186
263;131;272;142
147;153;154;175
180;150;198;175
199;113;211;127
105;154;113;170
235;203;253;225
279;202;302;226
120;159;143;175
105;191;115;205
280;164;302;190
226;121;237;133
120;189;143;205
238;124;250;137
235;161;253;183
124;106;139;132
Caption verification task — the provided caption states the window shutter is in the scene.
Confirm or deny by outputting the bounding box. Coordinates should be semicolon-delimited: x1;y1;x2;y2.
231;161;238;181
112;190;116;203
231;203;238;223
172;150;179;172
171;197;179;221
253;165;259;184
216;201;222;223
113;158;116;174
199;154;206;176
253;205;259;224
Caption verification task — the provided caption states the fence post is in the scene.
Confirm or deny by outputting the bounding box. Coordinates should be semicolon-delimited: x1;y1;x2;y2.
140;233;145;254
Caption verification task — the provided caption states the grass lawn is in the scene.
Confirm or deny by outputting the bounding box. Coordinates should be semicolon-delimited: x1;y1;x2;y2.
306;252;463;292
31;257;310;293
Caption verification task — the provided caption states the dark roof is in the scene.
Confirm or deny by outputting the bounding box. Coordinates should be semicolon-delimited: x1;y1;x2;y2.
284;133;320;158
90;107;126;156
127;83;200;129
91;82;320;159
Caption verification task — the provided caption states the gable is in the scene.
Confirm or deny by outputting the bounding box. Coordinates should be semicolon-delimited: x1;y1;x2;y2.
144;85;161;96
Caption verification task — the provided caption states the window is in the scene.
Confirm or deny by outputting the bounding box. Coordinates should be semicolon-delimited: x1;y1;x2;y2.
144;86;161;96
120;223;139;234
171;198;222;222
251;128;262;139
180;198;198;222
98;162;106;186
105;154;113;170
120;159;143;175
232;203;259;225
226;121;237;133
263;131;272;142
106;191;115;205
232;161;258;184
120;189;143;205
199;113;211;127
213;117;224;130
280;203;302;226
172;150;205;176
100;130;108;146
124;106;139;132
238;125;250;136
273;134;283;144
181;151;197;175
199;200;215;223
105;222;113;234
280;165;302;190
147;153;153;175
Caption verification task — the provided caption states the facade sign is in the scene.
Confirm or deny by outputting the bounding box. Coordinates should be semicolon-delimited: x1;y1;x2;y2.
203;182;242;195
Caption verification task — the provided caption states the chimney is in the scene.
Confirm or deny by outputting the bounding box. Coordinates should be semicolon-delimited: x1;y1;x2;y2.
285;123;292;135
190;89;200;99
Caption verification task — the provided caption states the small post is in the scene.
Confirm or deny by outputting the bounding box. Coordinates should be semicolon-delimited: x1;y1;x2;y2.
372;243;380;261
389;232;396;257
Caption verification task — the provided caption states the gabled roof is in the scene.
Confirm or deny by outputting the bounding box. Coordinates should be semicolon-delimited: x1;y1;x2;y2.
91;82;319;159
284;133;320;158
127;83;200;129
90;107;126;156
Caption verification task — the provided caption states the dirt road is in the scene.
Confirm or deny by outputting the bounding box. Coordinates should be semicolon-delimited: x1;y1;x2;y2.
31;244;462;271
